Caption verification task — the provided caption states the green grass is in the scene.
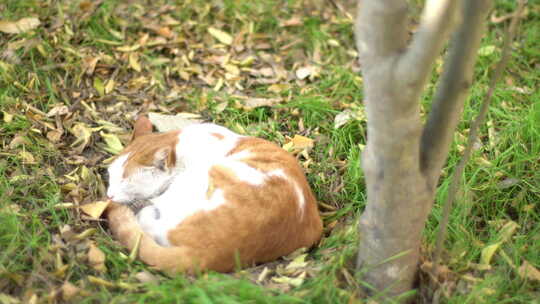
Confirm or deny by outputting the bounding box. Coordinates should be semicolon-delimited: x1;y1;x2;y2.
1;0;539;303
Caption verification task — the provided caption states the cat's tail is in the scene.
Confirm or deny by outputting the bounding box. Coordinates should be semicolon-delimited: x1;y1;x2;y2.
106;203;211;274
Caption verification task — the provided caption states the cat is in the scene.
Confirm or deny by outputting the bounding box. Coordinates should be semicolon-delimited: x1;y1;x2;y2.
105;116;323;273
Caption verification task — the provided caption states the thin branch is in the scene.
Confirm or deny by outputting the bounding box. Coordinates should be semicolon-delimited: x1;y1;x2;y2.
420;0;494;183
355;0;409;69
397;0;459;87
432;0;526;278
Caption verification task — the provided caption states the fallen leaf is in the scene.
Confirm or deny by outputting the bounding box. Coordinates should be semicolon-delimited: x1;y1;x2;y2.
19;151;36;164
148;112;203;132
480;242;501;266
334;109;354;129
478;45;496;56
292;135;314;150
241;98;281;110
208;27;233;45
46;105;70;117
0;17;40;34
100;132;124;154
286;253;308;270
295;66;312;80
93;77;105;96
80;201;110;219
280;17;302;27
88;243;106;272
517;260;540;282
3;111;14;123
104;79;115;94
129;53;142;72
61;282;80;301
46;130;63;143
135;271;159;284
498;220;519;243
271;272;306;287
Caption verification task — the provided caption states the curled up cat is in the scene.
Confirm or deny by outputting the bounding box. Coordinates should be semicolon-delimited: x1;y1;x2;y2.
105;116;323;273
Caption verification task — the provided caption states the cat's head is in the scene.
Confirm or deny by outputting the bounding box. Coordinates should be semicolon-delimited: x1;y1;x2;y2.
106;116;180;204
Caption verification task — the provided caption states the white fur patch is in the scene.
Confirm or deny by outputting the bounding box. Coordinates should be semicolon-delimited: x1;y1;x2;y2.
107;153;129;201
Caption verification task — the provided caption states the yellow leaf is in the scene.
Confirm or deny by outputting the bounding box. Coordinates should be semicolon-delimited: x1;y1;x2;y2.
100;132;124;154
104;79;115;94
129;53;142;72
208;27;233;45
19;151;36;164
88;243;106;272
271;272;306;287
2;111;13;123
0;17;40;34
80;201;110;219
116;44;141;52
480;242;501;265
286;253;308;270
498;220;519;243
292;135;314;150
518;260;540;281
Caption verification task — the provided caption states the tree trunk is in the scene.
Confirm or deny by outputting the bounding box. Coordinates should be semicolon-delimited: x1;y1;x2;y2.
355;0;493;300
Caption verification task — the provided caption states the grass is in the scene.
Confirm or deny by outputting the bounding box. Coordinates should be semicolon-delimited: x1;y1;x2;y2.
1;0;539;303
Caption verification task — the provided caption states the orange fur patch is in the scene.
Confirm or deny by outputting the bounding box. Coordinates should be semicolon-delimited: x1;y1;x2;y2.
121;130;180;178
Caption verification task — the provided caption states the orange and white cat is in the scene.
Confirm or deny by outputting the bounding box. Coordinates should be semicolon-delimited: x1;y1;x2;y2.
105;116;323;273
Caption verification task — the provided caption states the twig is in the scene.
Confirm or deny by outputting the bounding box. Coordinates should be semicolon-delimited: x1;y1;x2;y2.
432;0;526;280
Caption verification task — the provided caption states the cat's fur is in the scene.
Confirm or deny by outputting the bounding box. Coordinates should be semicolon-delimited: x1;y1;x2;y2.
106;116;323;273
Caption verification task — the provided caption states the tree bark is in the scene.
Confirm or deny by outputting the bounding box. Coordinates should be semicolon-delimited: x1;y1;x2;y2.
355;0;493;300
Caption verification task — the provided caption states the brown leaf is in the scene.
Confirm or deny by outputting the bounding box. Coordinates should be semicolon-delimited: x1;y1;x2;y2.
241;98;281;110
518;261;540;282
0;17;40;34
292;135;314;150
61;282;80;301
80;201;110;219
148;112;202;132
135;271;159;284
88;243;106;272
280;17;302;27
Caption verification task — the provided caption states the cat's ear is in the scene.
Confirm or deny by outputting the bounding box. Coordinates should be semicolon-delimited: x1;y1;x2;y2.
132;115;153;140
153;146;175;171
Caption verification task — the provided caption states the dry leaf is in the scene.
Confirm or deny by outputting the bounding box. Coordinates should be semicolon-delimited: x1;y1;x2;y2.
334;109;354;129
46;130;63;143
271;272;306;287
241;98;281;110
517;260;540;282
498;220;519;242
286;253;308;270
19;151;36;164
2;111;14;123
129;53;142;72
80;201;110;219
295;67;312;80
46;105;69;117
61;282;80;301
148;112;202;132
0;17;40;34
88;243;106;272
208;27;233;45
135;271;159;284
292;135;314;150
100;132;124;154
280;17;302;27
